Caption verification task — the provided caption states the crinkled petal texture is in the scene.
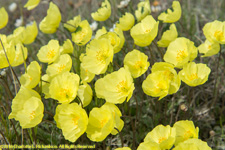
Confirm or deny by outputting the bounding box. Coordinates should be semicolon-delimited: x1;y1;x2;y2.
39;2;61;34
124;49;150;78
137;141;161;150
116;12;135;31
95;68;135;104
20;61;41;89
173;120;199;145
9;86;44;128
54;103;88;142
22;21;38;44
71;20;92;46
144;125;176;150
135;0;151;22
163;37;198;68
37;40;60;64
157;23;178;47
131;15;159;47
49;71;80;104
46;54;72;78
86;106;114;142
64;15;81;32
77;83;93;107
115;147;131;150
101;103;124;135
158;1;181;23
11;43;27;67
82;38;114;75
91;0;111;21
60;39;73;54
178;62;211;87
24;0;40;10
0;7;8;29
173;139;212;150
198;40;220;57
203;20;225;44
0;34;15;69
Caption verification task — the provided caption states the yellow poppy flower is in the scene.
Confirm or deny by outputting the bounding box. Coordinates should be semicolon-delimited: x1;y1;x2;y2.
22;21;38;45
203;20;225;44
124;49;150;78
173;139;212;150
91;0;111;21
0;7;8;29
130;15;159;47
95;26;107;39
49;71;80;104
137;141;161;150
135;0;151;22
80;63;95;83
11;43;28;67
144;125;176;149
71;20;92;46
95;68;135;104
163;37;198;68
54;103;88;142
39;2;61;34
9;86;44;128
24;0;40;10
158;1;181;23
0;34;16;69
198;40;220;57
82;38;113;74
173;120;199;145
157;23;178;47
178;62;211;87
20;61;41;89
86;106;114;142
116;12;135;31
77;83;93;107
46;54;72;78
60;39;73;54
64;15;81;32
37;40;60;64
6;27;25;46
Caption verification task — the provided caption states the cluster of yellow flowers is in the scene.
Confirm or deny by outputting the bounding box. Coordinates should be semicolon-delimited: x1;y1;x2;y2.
0;0;224;147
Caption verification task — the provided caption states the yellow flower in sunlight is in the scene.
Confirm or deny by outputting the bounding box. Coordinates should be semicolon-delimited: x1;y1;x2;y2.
173;139;212;150
24;0;40;10
91;0;111;21
198;40;220;57
130;15;159;47
9;86;44;128
20;61;41;89
95;26;107;39
203;20;225;44
80;63;95;83
101;103;124;135
54;103;88;142
157;23;178;47
7;27;25;46
11;43;28;67
124;49;150;78
22;21;38;45
37;40;60;64
60;39;74;54
178;62;211;87
158;1;181;23
71;20;92;46
163;37;198;68
173;120;199;145
64;15;81;32
39;2;61;34
0;7;8;29
144;125;176;149
49;71;80;104
77;83;93;107
82;38;113;75
116;12;135;31
0;34;15;69
86;106;114;142
137;141;161;150
115;147;131;150
95;68;134;104
135;0;151;22
46;54;72;78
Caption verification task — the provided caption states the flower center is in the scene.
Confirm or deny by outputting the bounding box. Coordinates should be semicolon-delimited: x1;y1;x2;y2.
59;88;71;99
183;130;193;140
100;118;108;128
57;64;66;73
163;70;174;80
72;115;80;128
47;49;56;59
116;80;128;94
188;73;198;80
96;48;109;64
30;111;35;120
158;137;166;143
134;61;144;69
176;50;187;61
214;30;224;41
